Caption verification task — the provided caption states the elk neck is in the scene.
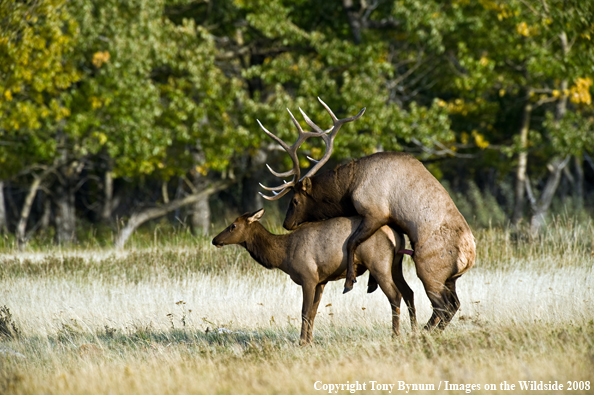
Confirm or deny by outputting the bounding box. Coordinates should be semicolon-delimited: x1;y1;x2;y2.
310;163;358;217
240;222;288;270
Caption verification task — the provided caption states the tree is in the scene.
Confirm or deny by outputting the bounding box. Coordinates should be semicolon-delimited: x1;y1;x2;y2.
0;0;80;245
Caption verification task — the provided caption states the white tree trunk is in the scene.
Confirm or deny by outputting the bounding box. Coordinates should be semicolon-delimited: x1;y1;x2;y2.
512;101;532;226
0;181;6;234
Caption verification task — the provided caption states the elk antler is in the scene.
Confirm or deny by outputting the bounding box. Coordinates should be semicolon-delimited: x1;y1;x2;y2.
258;97;365;201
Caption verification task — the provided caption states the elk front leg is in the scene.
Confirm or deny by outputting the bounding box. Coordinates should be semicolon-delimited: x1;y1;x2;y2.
300;282;316;346
344;217;385;293
306;283;325;344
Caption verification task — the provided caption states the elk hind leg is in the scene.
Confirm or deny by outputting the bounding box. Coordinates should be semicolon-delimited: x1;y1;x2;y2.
375;279;403;336
367;275;379;293
392;253;417;331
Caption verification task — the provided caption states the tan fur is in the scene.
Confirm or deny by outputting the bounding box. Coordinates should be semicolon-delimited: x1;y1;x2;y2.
284;152;476;331
259;101;475;332
212;210;417;345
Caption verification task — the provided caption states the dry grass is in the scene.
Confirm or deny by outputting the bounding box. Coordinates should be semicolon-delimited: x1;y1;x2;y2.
0;220;593;394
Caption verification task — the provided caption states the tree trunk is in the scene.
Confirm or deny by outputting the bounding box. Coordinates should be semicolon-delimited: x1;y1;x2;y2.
529;156;570;233
115;180;233;249
241;149;267;213
190;194;211;234
241;171;264;213
528;75;570;233
40;192;51;231
16;177;42;246
574;154;584;210
0;181;6;234
342;0;362;44
53;178;77;245
101;170;115;222
511;101;532;226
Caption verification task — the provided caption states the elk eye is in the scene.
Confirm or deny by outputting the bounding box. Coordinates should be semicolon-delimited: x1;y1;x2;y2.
230;224;237;231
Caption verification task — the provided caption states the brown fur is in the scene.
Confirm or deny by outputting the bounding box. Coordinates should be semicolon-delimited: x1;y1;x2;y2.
212;209;417;345
282;151;476;331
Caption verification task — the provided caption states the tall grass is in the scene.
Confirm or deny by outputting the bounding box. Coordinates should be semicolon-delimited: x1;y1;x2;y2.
0;219;593;394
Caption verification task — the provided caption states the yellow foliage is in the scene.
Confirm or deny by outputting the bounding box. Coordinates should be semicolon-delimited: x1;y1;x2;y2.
436;99;447;107
472;130;489;149
195;165;208;176
552;89;560;97
310;147;322;158
569;77;592;105
499;89;505;97
90;96;102;109
4;90;12;101
93;132;108;145
516;22;530;37
479;56;489;67
92;51;110;68
460;132;469;144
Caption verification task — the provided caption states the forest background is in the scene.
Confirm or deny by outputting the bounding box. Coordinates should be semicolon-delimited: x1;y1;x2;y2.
1;0;593;248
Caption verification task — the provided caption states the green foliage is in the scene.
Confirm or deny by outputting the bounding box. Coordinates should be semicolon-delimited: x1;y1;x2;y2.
0;0;80;176
0;0;593;230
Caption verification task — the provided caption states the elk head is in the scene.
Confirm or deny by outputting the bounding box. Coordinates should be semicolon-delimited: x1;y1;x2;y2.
212;209;265;247
258;98;365;230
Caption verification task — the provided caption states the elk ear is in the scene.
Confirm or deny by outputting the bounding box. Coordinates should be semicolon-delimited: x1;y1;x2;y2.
247;208;265;223
301;177;312;194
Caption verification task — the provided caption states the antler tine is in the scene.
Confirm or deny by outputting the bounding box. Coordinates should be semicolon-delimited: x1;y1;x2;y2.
287;108;305;135
259;182;293;192
258;98;365;197
317;97;338;122
299;108;325;134
265;163;295;178
257;115;302;200
300;100;366;180
257;120;291;152
259;187;292;201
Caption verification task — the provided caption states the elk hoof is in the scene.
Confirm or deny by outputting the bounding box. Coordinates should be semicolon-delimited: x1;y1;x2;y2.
343;285;353;294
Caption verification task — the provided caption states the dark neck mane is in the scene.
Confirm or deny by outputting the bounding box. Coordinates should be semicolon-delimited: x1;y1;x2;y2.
311;161;358;216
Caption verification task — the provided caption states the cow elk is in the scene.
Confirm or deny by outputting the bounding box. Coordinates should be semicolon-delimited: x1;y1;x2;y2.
258;98;475;331
212;209;417;345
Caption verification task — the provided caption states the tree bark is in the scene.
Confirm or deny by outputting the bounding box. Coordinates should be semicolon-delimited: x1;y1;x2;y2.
101;170;115;222
53;177;77;245
241;171;264;213
528;74;570;233
16;177;42;246
0;181;6;234
342;0;362;44
190;192;211;234
52;162;84;245
529;156;570;233
40;192;51;231
115;180;233;249
241;149;267;213
574;154;584;210
511;101;532;226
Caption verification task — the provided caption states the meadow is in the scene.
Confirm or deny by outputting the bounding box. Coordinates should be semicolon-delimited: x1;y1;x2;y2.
0;217;593;394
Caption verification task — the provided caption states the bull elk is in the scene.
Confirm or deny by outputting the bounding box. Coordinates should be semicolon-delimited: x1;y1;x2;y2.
258;98;475;331
212;209;417;345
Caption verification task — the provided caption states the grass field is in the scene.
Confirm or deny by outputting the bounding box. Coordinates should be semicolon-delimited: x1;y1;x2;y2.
1;218;593;394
